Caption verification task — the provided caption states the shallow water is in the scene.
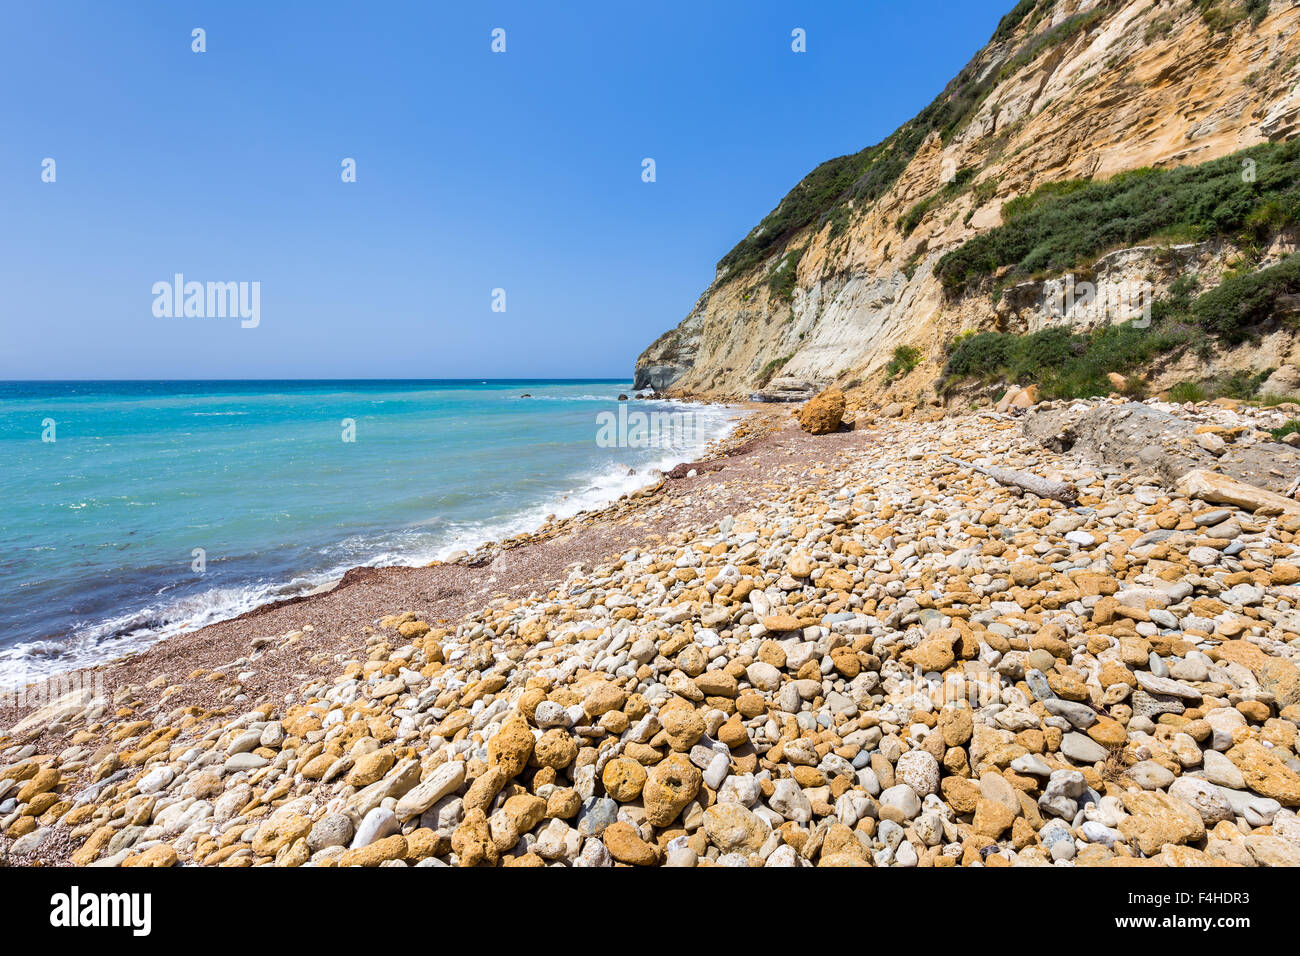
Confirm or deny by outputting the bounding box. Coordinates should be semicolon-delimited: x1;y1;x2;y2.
0;379;734;686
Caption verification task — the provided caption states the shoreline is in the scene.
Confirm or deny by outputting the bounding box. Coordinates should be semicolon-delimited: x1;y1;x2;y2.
0;391;752;694
0;400;782;727
6;396;1300;868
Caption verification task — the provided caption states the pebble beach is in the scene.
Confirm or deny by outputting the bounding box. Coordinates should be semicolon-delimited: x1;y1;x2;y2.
5;397;1300;868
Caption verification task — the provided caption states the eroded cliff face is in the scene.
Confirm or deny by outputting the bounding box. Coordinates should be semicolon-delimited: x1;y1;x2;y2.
635;0;1300;402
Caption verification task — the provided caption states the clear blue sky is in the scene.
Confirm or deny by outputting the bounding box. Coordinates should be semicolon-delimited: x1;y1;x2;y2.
0;0;1014;380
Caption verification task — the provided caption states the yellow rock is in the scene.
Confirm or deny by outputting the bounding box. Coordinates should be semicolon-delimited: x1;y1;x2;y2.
338;834;408;867
601;757;648;801
603;821;660;865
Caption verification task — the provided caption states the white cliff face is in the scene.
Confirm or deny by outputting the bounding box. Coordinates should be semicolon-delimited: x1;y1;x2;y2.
635;0;1300;402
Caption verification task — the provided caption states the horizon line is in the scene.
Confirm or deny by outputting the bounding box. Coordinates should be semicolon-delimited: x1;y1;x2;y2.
0;376;637;383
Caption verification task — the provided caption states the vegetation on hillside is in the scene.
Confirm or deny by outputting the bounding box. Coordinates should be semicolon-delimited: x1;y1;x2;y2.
766;245;806;302
900;168;977;237
758;354;794;386
1196;0;1271;33
1194;253;1300;342
715;0;1277;288
885;345;924;383
943;252;1300;399
943;320;1191;400
936;141;1300;294
714;0;1121;280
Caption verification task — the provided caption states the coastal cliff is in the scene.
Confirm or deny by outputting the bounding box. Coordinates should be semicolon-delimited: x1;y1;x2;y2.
635;0;1300;406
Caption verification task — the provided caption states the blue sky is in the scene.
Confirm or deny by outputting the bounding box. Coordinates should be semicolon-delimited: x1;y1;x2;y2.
0;0;1014;380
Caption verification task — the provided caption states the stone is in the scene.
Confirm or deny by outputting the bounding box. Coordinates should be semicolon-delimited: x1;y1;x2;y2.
339;834;408;867
939;708;974;747
769;778;813;823
1126;760;1175;790
395;761;466;819
451;809;498;867
1118;792;1206;856
1168;777;1235;825
1227;741;1300;807
601;757;647;802
576;797;619;837
533;729;579;769
746;661;783;692
702;803;770;854
1060;732;1109;764
661;708;705;751
602;822;659;866
307;813;354;853
1177;469;1300;516
895;750;940;797
797;387;845;435
488;715;535;777
643;755;703;826
351;806;400;849
879;784;921;819
972;798;1017;840
1243;834;1300;866
584;682;628;718
1202;750;1246;789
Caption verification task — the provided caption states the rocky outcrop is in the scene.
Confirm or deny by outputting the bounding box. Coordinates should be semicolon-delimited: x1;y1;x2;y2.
752;377;820;403
796;387;846;434
635;0;1300;400
1023;398;1300;493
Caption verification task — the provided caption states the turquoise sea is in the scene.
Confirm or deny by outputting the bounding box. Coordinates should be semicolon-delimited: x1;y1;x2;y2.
0;380;735;687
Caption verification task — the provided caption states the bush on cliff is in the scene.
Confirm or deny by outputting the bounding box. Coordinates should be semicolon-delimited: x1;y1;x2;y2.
1193;253;1300;343
936;141;1300;294
716;0;1117;280
943;318;1195;401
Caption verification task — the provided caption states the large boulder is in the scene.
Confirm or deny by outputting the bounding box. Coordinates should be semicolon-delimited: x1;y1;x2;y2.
797;387;845;435
1176;469;1300;516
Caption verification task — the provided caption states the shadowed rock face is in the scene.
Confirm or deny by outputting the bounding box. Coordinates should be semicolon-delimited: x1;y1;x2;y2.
633;0;1300;401
633;363;689;392
752;377;820;403
1023;400;1300;493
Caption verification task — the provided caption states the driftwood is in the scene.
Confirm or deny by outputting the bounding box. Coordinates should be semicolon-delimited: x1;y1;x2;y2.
941;455;1079;504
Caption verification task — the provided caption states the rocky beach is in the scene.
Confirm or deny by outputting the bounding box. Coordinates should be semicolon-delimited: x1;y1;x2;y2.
5;393;1300;868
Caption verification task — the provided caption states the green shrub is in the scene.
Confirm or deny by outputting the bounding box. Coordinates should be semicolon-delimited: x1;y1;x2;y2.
1214;368;1272;399
1170;369;1273;404
1196;0;1270;32
1270;420;1300;441
1001;178;1092;220
993;0;1041;41
945;332;1017;379
1260;392;1300;407
766;246;805;302
1193;253;1300;342
1168;381;1207;404
759;354;794;385
1145;11;1176;43
902;251;924;281
716;2;1120;280
885;345;924;381
943;315;1198;401
718;154;869;278
937;141;1300;294
996;6;1110;82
